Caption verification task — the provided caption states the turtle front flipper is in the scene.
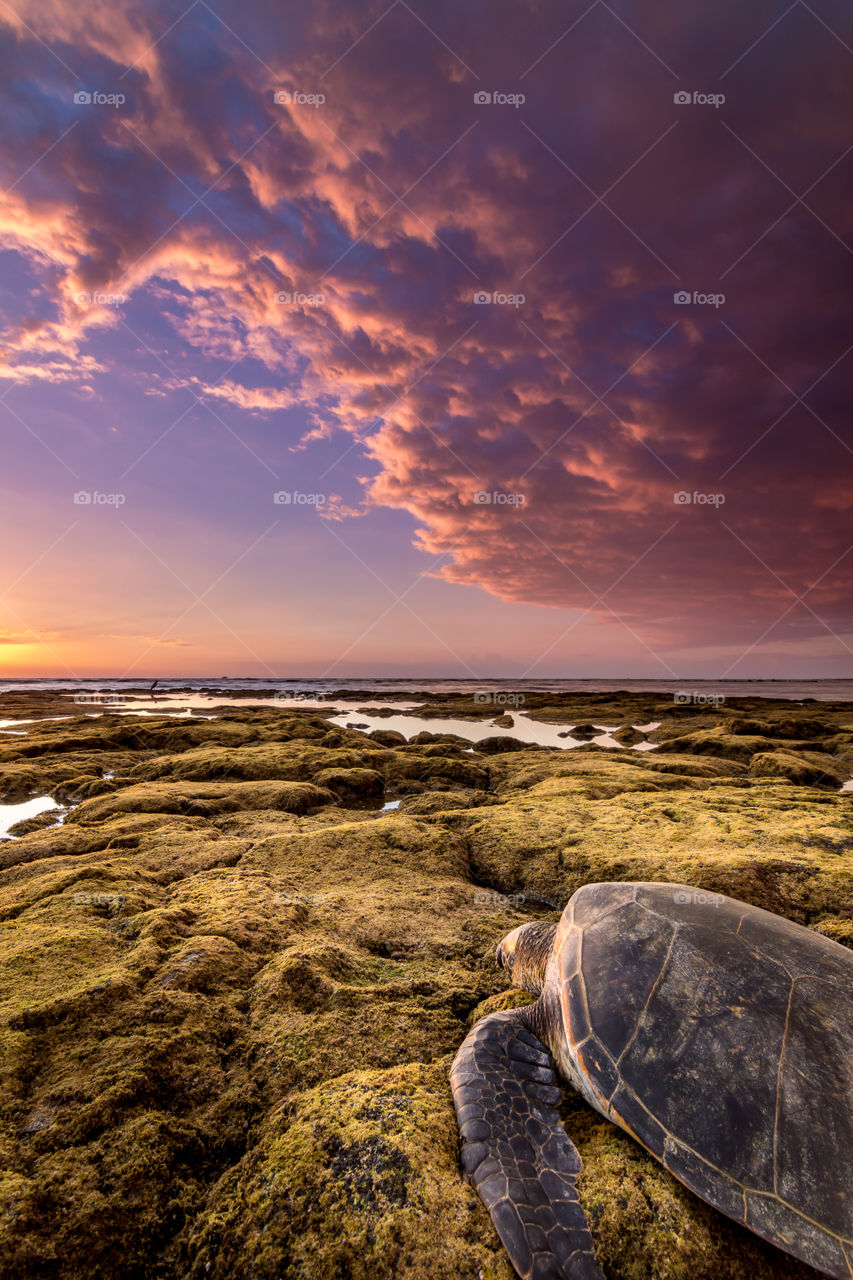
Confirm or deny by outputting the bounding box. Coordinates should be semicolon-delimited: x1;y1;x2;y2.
450;1009;604;1280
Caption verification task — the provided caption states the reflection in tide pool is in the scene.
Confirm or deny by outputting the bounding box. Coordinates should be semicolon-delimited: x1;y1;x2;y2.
94;693;420;715
0;795;59;839
329;710;658;752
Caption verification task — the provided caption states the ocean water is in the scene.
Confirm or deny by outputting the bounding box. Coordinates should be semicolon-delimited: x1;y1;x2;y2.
1;677;852;701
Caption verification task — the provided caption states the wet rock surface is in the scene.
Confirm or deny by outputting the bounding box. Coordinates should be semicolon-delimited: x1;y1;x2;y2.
0;691;850;1279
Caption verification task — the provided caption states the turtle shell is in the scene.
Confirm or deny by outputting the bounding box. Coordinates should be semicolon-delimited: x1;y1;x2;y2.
557;881;853;1279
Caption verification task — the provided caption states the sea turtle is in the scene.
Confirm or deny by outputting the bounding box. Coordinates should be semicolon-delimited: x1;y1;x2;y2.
450;881;853;1279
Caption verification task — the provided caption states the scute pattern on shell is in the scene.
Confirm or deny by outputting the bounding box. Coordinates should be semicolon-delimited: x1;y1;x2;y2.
560;881;853;1280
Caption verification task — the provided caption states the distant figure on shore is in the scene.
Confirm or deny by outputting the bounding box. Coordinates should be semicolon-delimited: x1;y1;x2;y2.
149;679;159;701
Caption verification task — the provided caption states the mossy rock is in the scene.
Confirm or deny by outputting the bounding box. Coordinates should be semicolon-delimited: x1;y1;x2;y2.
466;987;536;1025
747;750;846;789
183;1060;515;1280
474;737;528;755
409;732;472;747
67;781;337;822
456;776;853;924
723;716;839;741
636;756;746;780
657;727;819;763
385;752;489;790
0;754;137;804
569;723;600;740
613;725;645;746
1;697;851;1279
54;776;118;802
185;1056;813;1280
395;791;490;815
369;730;407;747
313;768;385;802
127;743;388;785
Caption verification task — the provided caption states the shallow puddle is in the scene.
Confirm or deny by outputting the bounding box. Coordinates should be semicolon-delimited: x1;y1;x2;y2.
328;710;656;751
0;795;60;839
6;695;658;755
68;693;420;716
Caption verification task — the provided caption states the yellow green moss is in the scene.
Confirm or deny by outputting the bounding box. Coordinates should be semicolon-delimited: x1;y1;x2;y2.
0;695;850;1279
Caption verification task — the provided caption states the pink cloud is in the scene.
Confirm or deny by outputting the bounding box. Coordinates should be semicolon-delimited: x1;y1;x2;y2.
1;0;851;666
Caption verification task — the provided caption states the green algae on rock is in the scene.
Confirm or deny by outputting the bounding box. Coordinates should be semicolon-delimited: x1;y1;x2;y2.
747;749;847;789
0;693;850;1280
67;780;338;822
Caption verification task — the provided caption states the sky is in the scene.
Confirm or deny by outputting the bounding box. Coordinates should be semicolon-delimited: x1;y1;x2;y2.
0;0;851;679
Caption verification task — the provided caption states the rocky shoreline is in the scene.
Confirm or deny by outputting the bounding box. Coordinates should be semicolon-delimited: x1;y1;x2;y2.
1;691;851;1278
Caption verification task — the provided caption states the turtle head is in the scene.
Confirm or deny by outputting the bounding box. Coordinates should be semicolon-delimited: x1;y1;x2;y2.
496;922;557;995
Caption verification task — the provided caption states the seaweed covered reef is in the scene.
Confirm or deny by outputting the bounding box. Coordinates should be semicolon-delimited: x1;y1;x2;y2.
0;691;850;1279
